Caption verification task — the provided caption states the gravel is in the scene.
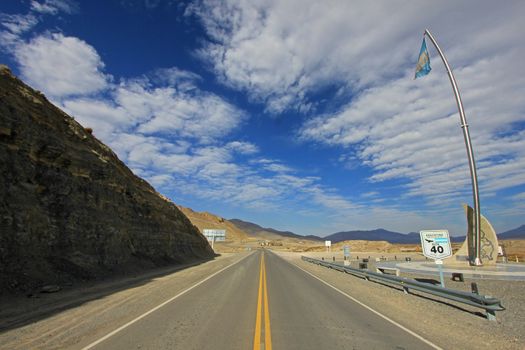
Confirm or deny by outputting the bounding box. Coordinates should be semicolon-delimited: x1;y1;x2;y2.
277;251;525;350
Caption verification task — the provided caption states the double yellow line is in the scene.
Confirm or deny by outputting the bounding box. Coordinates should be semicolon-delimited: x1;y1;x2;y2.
253;252;272;350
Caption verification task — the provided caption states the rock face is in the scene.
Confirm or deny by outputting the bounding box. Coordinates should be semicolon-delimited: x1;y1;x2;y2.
0;66;213;293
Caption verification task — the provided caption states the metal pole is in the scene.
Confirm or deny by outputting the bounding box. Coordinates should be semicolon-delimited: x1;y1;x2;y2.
424;29;482;266
438;263;445;288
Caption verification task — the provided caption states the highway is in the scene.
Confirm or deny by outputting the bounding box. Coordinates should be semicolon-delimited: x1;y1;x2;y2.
82;250;439;350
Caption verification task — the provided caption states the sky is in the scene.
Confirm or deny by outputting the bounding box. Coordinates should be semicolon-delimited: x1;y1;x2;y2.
1;0;524;237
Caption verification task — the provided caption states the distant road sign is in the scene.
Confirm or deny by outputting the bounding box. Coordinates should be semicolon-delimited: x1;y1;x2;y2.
325;240;331;247
343;246;350;257
203;229;226;242
420;230;452;260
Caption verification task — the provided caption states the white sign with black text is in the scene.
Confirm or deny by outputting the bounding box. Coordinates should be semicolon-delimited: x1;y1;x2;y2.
419;230;452;260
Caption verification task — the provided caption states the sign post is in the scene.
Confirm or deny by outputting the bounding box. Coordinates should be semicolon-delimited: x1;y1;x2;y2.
325;240;332;253
343;245;350;259
203;229;226;249
343;245;350;266
420;230;452;287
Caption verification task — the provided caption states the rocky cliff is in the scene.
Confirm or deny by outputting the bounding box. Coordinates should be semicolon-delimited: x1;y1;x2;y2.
0;65;213;293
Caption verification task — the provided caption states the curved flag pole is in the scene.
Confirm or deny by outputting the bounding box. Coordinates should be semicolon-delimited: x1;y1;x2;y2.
423;29;482;266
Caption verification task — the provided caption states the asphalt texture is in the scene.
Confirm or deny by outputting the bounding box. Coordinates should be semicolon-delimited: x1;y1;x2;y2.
86;250;438;350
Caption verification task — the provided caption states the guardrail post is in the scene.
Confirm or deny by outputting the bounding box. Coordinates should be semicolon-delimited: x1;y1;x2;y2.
486;310;497;321
301;256;504;320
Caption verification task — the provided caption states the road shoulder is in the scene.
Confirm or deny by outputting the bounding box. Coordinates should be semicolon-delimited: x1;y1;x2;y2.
274;251;523;350
0;252;251;350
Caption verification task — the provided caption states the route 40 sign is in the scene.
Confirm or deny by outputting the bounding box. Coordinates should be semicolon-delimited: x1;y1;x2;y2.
419;230;452;260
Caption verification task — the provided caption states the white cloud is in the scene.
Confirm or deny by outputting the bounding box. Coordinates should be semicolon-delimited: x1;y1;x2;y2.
3;0;523;234
361;191;379;198
113;79;246;143
0;14;38;35
193;0;524;114
61;98;131;139
190;1;398;111
299;48;525;205
1;1;78;48
511;192;525;202
151;67;202;90
13;33;109;97
189;0;525;229
225;141;259;155
30;0;78;15
264;163;293;174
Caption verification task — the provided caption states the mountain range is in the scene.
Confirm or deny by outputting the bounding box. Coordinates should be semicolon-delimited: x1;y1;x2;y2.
230;220;525;244
229;219;321;241
323;225;525;243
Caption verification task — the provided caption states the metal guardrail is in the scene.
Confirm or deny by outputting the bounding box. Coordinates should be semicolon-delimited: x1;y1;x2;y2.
301;256;505;321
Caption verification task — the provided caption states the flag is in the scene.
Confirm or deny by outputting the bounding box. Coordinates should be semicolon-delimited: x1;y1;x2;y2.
415;37;431;79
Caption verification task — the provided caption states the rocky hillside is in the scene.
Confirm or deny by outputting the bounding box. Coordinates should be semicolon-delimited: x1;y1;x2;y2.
176;205;249;243
229;218;321;242
0;66;213;293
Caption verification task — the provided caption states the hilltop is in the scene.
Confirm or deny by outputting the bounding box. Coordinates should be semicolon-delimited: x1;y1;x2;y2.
178;209;321;251
229;218;321;242
176;206;254;252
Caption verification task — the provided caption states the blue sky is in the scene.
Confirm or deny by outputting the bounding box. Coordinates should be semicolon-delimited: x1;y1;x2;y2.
1;0;524;237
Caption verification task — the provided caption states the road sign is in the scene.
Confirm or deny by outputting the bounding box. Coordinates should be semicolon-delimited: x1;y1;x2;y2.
203;229;226;241
203;229;226;249
420;230;452;260
325;240;331;247
343;246;350;257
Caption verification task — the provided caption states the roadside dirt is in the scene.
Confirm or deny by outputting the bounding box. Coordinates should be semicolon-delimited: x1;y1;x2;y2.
276;251;524;350
0;252;250;350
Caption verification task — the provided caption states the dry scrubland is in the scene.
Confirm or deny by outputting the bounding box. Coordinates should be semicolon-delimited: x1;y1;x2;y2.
178;206;525;260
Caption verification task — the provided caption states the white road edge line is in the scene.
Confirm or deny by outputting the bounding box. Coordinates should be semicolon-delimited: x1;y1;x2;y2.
290;257;444;350
80;252;254;350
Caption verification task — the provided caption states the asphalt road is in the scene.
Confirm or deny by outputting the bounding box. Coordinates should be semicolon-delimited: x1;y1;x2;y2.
84;250;439;350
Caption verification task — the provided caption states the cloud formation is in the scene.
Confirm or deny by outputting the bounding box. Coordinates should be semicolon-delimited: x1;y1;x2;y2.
192;0;525;230
1;0;524;234
1;6;363;220
299;49;525;205
193;0;524;113
30;0;78;15
14;33;109;97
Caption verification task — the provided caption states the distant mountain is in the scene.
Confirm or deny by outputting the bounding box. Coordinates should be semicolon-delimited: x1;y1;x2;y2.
325;229;469;244
323;225;525;244
324;229;420;244
499;225;525;240
229;219;322;241
227;216;525;245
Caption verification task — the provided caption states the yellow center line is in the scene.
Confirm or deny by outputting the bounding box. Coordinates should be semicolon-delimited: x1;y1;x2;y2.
253;253;263;350
253;251;272;350
263;253;272;350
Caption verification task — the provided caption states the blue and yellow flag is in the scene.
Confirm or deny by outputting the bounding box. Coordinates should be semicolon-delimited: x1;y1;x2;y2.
415;37;431;79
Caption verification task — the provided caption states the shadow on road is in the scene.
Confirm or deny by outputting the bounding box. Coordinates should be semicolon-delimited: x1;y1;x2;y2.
0;254;218;333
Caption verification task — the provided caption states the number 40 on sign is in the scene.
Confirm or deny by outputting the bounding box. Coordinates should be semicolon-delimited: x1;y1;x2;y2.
419;230;452;260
